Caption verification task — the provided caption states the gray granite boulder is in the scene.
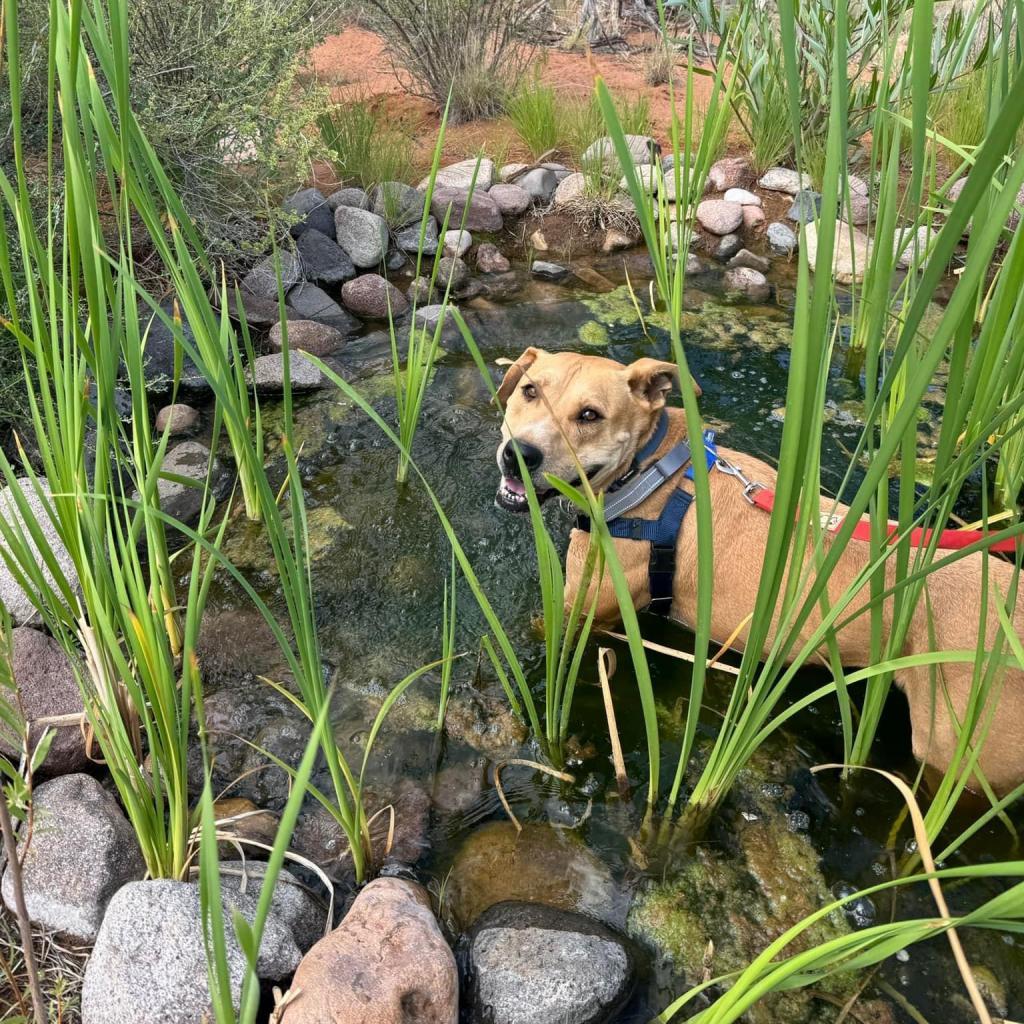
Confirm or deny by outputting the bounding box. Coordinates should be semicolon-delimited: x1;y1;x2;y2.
708;156;754;191
286;283;361;333
424;157;495;191
758;166;812;195
333;206;389;268
155;441;223;525
767;221;798;255
0;479;79;626
241;253;303;300
466;902;635;1024
724;266;772;302
395;217;439;255
728;249;771;273
1;774;144;942
0;627;87;774
250;353;324;393
327;187;370;211
515;168;558;203
532;260;568;281
582;135;657;169
435;257;470;291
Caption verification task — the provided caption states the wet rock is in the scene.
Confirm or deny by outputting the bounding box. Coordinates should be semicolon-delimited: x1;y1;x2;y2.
767;221;798;255
805;221;871;285
724;187;761;206
152;441;223;524
532;260;569;281
443;229;473;258
82;876;309;1024
333;206;389;268
516;167;558;203
696;199;744;235
268;319;347;357
279;878;457;1024
327;187;370;211
582;135;657;170
426;157;495;191
341;273;410;319
713;232;742;261
758;166;812;195
831;882;877;928
296;227;356;286
212;798;279;857
724;267;771;302
430;187;503;233
154;403;199;436
2;774;144;942
787;189;822;224
742;205;766;231
408;276;435;305
395;216;439;255
287;282;362;333
0;628;88;774
250;352;324;393
283;187;335;239
489;182;532;215
476;242;511;274
553;172;587;207
728;249;771;273
447;822;622;930
414;304;451;330
371;181;425;227
467;902;635;1024
602;227;638;252
242;252;303;300
137;298;212;395
0;479;77;626
708;156;753;191
436;256;470;291
478;271;522;301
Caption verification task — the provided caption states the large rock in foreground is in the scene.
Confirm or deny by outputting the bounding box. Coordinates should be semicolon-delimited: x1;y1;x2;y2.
280;877;457;1024
82;871;318;1024
1;774;144;942
0;478;79;626
466;901;635;1024
0;627;88;774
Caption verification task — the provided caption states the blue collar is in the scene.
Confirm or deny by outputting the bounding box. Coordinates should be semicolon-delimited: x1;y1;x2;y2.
633;409;669;470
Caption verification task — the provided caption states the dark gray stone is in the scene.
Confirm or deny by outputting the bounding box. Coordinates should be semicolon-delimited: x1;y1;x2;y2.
713;232;742;261
137;299;211;395
283;188;335;239
386;245;407;272
514;168;558;203
154;441;224;525
435;256;470;291
467;902;635;1024
1;774;144;942
287;282;362;333
296;228;356;286
241;253;303;301
250;353;324;393
767;221;798;255
787;189;823;224
327;187;370;211
395;217;439;255
0;628;87;774
728;248;771;273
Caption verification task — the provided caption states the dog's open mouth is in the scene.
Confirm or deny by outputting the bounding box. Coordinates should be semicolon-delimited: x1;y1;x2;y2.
495;476;554;513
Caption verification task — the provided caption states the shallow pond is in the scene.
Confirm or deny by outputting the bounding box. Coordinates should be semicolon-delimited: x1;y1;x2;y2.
202;252;1023;1023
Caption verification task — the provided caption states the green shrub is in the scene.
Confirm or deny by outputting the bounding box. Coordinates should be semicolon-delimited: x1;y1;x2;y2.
507;78;560;158
318;99;416;190
360;0;539;122
746;70;792;173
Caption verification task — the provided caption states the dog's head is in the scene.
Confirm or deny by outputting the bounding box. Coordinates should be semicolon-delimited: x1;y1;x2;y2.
493;347;697;512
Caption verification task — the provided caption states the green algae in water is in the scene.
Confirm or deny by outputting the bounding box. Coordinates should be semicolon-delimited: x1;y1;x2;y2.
578;320;611;346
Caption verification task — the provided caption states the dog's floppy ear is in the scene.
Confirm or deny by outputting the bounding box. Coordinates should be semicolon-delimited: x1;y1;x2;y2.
494;347;543;407
626;358;701;407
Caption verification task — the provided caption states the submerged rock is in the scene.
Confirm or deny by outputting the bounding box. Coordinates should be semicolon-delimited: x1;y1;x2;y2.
532;260;569;281
2;774;144;942
466;902;635;1024
724;266;771;302
0;627;88;774
476;242;511;274
447;822;624;930
280;878;457;1024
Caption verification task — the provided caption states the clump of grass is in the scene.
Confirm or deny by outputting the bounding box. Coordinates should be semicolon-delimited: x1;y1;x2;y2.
563;95;607;165
931;65;993;153
507;76;560;158
746;71;793;173
615;92;653;136
644;42;676;86
800;130;829;190
318;98;415;190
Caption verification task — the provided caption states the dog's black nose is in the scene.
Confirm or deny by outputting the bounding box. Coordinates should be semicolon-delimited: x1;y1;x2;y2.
502;440;543;477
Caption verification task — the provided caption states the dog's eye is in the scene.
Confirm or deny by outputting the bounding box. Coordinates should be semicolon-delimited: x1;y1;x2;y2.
578;408;602;423
522;383;537;400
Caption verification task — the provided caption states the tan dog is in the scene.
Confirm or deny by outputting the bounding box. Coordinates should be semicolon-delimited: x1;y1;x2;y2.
494;347;1024;793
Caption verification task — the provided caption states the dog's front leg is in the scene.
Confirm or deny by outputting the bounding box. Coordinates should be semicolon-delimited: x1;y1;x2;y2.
563;529;648;627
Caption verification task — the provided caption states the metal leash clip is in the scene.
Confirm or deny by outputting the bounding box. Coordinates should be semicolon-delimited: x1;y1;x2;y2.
714;456;767;505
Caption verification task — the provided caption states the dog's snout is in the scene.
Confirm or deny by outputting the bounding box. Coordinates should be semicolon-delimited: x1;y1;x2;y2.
502;439;543;477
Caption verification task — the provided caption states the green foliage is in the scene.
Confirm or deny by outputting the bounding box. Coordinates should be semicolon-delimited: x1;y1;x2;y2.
359;0;538;122
318;99;416;190
507;78;560;158
746;69;792;174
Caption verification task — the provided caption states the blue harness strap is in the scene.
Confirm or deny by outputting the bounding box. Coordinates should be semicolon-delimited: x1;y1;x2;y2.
575;423;718;616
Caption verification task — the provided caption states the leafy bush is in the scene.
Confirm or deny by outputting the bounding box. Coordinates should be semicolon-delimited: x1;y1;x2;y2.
507;78;560;158
360;0;539;122
318;99;416;189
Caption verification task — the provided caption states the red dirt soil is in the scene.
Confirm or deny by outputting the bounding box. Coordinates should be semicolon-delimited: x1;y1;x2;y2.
308;25;737;189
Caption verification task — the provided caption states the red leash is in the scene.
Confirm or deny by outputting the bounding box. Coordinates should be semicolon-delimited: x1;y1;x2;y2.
748;486;1021;554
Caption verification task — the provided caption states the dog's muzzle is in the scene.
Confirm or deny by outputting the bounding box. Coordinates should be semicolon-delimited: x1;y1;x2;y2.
496;439;547;512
